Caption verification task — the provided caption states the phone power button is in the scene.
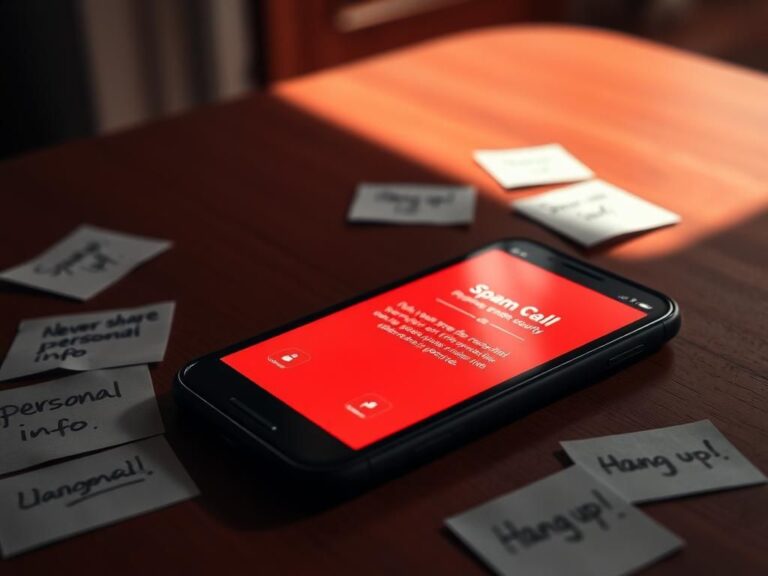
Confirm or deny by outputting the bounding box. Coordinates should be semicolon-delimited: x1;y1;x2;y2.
607;344;646;368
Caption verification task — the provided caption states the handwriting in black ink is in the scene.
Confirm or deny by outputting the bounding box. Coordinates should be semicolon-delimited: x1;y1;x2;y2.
492;489;621;554
33;310;160;364
34;242;117;277
596;439;727;478
17;456;152;510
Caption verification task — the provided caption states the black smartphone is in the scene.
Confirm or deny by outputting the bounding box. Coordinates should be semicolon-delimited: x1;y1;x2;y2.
174;239;679;485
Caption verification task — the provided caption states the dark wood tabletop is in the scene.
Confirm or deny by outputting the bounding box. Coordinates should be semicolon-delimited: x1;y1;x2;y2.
1;25;766;575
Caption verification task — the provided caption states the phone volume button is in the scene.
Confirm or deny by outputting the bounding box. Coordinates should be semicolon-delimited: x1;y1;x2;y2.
228;397;278;433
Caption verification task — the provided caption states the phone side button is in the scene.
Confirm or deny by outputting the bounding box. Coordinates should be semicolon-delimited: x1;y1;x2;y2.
409;431;455;458
607;345;646;367
228;397;278;433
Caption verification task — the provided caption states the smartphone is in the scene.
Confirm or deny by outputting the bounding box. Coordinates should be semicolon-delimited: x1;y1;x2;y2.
174;239;680;486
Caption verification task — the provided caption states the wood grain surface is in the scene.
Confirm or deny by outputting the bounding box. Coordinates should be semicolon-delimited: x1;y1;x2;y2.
0;25;766;575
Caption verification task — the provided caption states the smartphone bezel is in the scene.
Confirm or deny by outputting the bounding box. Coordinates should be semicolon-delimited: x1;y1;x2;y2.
177;239;675;469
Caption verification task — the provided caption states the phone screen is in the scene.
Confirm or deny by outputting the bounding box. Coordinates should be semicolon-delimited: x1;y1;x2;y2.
222;249;646;450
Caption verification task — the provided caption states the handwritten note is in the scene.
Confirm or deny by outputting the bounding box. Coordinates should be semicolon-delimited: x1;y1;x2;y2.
0;366;164;476
0;301;175;381
348;183;476;225
0;436;198;558
561;420;767;504
0;225;171;300
473;144;594;189
512;179;681;247
446;466;682;576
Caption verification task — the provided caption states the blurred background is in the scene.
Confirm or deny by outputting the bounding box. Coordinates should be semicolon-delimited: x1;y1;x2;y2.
1;0;766;160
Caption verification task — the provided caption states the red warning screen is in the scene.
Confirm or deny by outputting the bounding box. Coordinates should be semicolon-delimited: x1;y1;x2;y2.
222;249;645;449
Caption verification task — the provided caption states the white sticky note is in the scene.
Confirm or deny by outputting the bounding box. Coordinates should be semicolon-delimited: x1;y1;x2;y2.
446;466;683;576
0;366;164;476
0;436;198;558
474;144;594;189
0;301;175;381
348;183;476;225
512;179;680;247
0;225;171;301
561;420;767;504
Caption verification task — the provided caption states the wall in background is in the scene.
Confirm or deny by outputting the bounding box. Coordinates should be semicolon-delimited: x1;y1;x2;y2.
0;0;94;159
79;0;255;134
1;0;765;160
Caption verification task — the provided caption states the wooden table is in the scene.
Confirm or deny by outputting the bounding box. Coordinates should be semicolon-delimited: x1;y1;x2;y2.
1;26;766;575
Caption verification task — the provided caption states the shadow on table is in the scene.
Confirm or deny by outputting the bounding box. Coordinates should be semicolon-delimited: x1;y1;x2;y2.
156;344;677;531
